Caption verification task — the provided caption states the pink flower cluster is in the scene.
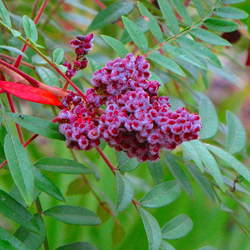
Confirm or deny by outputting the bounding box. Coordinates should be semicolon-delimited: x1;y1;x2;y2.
55;54;201;161
64;33;94;78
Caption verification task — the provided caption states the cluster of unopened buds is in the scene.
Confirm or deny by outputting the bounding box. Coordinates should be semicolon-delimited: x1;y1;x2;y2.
64;33;94;78
54;35;201;162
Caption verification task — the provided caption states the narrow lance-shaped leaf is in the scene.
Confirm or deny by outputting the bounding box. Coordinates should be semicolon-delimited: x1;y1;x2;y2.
148;52;185;76
204;18;238;32
182;142;204;172
36;67;59;86
172;0;192;25
8;113;64;140
0;190;39;232
22;15;38;42
101;35;128;57
87;1;134;31
198;93;218;139
158;0;179;33
0;227;26;250
116;172;134;212
34;169;65;201
4;134;35;205
138;207;162;250
162;214;193;239
192;0;206;18
187;165;217;201
35;157;91;174
44;205;101;225
122;16;148;52
0;0;11;27
14;214;45;250
214;7;248;19
191;28;231;46
225;111;246;154
140;181;180;208
137;2;163;42
190;141;225;191
0;45;28;58
164;153;193;196
0;81;61;106
206;144;250;182
52;48;64;64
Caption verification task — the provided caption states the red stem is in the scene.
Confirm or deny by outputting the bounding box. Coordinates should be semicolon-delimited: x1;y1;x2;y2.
13;0;50;68
0;54;35;69
0;133;39;169
95;146;118;174
94;0;105;9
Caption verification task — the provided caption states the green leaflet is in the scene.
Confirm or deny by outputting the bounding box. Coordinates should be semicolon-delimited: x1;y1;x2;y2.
191;28;231;46
215;7;248;19
122;16;148;52
148;52;185;76
22;15;38;42
138;207;162;250
44;205;101;225
88;1;134;31
4;134;35;206
116;172;134;212
158;0;179;33
137;2;163;42
162;214;193;239
225;111;246;154
101;35;128;57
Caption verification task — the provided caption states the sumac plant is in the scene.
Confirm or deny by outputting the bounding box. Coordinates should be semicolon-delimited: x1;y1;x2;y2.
0;0;249;249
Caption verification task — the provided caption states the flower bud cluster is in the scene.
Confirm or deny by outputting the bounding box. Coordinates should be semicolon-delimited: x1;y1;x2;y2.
56;54;201;161
64;33;94;78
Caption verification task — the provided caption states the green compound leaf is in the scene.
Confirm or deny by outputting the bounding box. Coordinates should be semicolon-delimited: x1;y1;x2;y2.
162;214;193;239
148;52;185;76
158;0;179;33
0;190;39;232
191;28;231;46
35;157;91;175
138;207;162;250
34;169;65;201
206;144;250;182
7;113;64;140
101;35;128;57
160;241;176;250
4;134;35;206
137;2;163;42
0;227;26;250
0;0;11;27
214;7;248;19
225;111;246;154
204;18;238;32
22;15;38;42
14;214;45;250
44;205;101;225
122;16;148;52
57;242;98;250
52;48;64;64
88;1;134;31
116;172;134;212
198;94;218;139
190;141;225;191
222;0;245;3
140;181;180;208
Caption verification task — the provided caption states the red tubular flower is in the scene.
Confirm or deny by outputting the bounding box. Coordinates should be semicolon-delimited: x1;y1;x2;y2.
0;81;61;106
